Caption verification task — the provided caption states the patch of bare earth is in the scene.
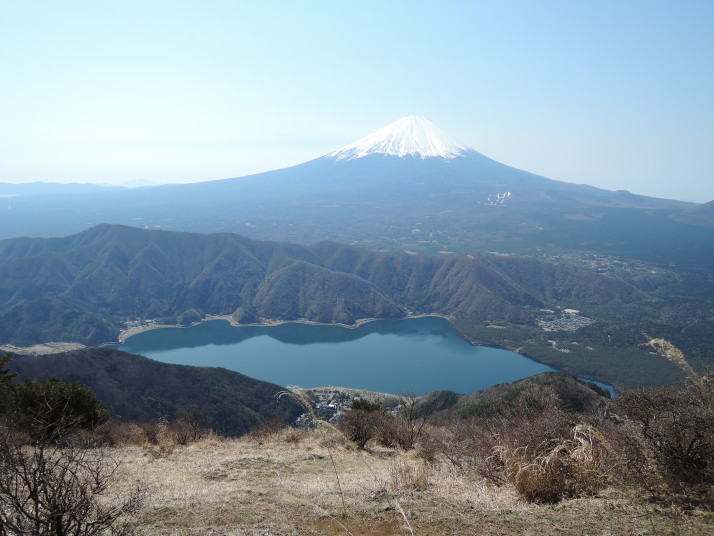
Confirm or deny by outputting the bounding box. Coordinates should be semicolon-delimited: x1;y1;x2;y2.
112;430;714;535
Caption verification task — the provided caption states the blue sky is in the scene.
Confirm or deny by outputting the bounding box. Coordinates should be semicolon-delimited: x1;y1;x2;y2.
1;0;712;202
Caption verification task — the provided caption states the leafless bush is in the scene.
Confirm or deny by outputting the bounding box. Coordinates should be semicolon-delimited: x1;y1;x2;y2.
139;419;164;446
340;409;379;449
414;427;439;464
170;408;206;445
372;394;433;451
90;415;209;450
373;413;422;450
283;427;304;444
93;422;147;447
373;412;401;448
165;411;207;446
430;394;577;480
319;428;348;450
421;383;615;504
612;385;714;506
247;416;285;441
606;338;714;507
0;424;146;535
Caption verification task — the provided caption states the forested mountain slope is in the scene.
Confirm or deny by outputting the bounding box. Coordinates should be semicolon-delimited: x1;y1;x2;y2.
0;224;639;346
8;348;302;436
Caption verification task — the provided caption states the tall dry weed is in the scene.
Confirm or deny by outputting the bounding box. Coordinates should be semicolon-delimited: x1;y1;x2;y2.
493;424;608;503
389;460;429;492
278;389;350;519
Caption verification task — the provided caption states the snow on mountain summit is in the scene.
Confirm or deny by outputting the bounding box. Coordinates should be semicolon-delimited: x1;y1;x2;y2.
329;116;469;160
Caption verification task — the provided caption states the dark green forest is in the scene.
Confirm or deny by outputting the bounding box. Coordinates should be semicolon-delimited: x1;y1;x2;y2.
6;349;301;437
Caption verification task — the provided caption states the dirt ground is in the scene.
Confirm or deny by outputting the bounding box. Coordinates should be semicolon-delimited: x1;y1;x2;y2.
108;429;714;536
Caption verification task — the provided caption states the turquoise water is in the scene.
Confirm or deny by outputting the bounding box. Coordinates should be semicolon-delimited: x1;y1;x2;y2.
115;316;591;396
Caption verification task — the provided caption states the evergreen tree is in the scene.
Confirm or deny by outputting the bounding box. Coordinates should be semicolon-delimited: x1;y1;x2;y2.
0;353;16;414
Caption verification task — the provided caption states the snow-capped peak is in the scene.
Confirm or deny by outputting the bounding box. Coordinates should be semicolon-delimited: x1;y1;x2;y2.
329;116;469;160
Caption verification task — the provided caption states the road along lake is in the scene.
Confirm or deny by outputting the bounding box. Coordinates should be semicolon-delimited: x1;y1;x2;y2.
114;316;612;395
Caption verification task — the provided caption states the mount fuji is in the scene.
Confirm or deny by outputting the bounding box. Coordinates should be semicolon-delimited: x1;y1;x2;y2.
329;115;469;160
179;114;683;209
1;116;710;267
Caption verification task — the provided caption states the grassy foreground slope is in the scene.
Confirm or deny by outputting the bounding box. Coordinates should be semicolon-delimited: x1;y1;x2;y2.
4;347;712;534
110;428;713;536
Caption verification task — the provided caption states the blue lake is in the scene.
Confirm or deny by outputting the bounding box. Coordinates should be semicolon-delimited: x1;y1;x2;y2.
114;316;605;396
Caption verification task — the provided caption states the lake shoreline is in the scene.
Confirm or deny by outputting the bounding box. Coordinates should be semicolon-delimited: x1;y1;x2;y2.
448;323;618;396
114;313;454;344
111;315;563;396
1;313;453;354
3;314;616;395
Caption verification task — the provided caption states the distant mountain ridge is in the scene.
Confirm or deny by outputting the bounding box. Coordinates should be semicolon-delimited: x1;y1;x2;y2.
0;224;639;347
675;200;714;227
0;182;123;196
1;117;709;271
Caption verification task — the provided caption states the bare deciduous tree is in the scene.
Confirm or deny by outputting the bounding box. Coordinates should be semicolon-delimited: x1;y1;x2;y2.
0;372;146;535
0;424;146;536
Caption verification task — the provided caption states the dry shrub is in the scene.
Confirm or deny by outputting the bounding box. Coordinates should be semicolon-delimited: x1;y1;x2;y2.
170;408;206;445
389;460;429;491
340;409;379;449
415;427;439;464
246;421;305;445
363;393;433;451
374;412;401;448
93;416;209;449
165;419;206;446
433;397;577;482
94;421;148;446
279;426;305;444
151;421;207;449
608;338;714;508
140;420;164;445
428;417;501;480
140;420;173;449
373;413;425;451
424;385;612;503
319;428;348;450
0;420;147;535
247;415;285;441
165;420;194;446
612;384;714;507
494;425;607;503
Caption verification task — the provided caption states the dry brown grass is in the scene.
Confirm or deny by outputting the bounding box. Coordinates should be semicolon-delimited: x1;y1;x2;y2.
491;424;610;504
389;460;429;492
102;428;714;535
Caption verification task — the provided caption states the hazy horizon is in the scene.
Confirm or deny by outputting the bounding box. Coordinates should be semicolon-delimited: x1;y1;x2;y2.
1;1;712;202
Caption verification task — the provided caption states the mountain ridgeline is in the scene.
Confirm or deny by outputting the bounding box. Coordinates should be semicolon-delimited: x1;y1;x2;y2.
1;117;711;270
0;224;639;347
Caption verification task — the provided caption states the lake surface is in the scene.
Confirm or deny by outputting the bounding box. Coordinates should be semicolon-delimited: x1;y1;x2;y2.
114;316;571;395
